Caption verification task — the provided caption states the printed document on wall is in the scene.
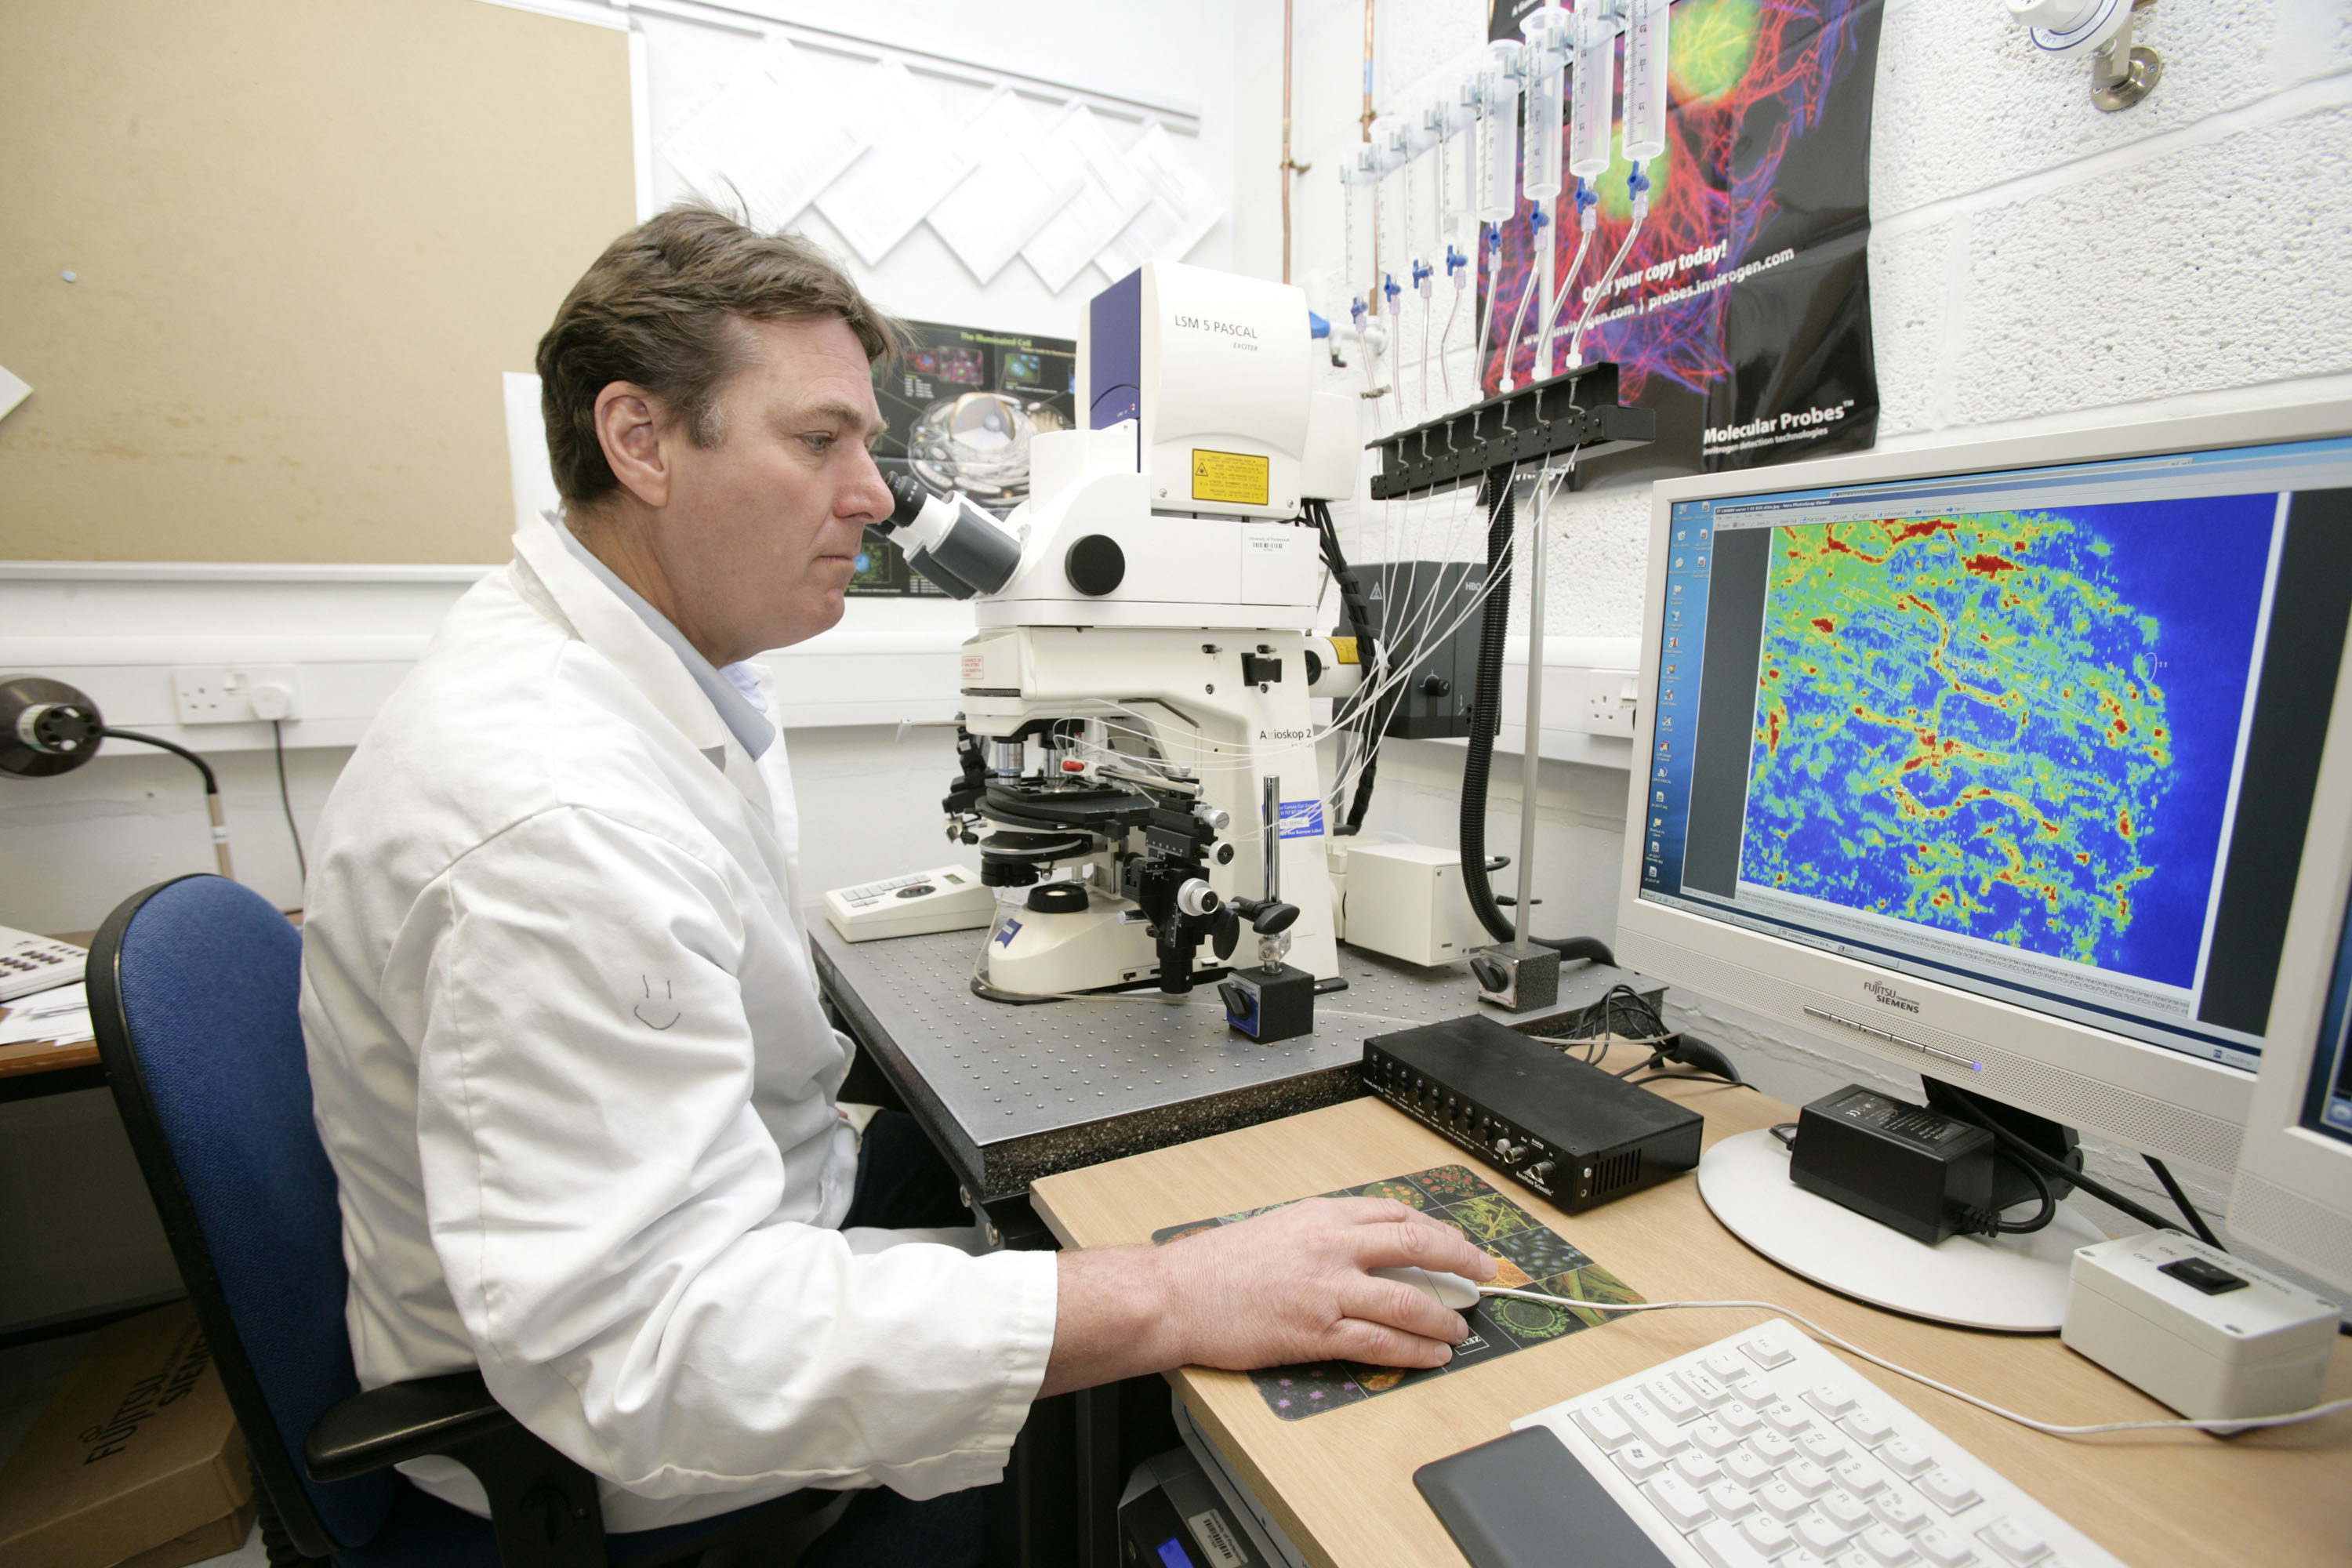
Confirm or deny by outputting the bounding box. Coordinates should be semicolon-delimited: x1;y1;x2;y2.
815;62;977;267
660;33;873;230
1097;123;1223;278
1020;105;1152;292
926;88;1086;285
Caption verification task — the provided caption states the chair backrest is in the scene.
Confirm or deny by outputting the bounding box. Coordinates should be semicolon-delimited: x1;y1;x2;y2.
89;874;394;1558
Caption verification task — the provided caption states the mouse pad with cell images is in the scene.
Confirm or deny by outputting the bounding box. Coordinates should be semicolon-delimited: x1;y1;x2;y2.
1149;1164;1644;1421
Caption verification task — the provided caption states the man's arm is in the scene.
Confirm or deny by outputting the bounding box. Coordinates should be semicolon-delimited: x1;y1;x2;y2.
1040;1197;1497;1398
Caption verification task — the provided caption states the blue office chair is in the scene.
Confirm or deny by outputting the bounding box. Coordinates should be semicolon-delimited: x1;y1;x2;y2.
89;874;839;1568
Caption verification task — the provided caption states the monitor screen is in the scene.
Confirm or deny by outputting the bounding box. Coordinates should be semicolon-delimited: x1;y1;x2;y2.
2303;877;2352;1144
1640;436;2352;1074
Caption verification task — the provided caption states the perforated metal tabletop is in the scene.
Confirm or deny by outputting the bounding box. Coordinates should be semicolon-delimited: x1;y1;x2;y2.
810;913;1659;1204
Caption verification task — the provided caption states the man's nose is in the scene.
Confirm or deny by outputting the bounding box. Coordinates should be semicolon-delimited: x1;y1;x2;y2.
840;445;895;526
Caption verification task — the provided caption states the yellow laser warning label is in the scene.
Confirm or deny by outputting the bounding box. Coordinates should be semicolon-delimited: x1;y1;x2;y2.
1191;448;1270;506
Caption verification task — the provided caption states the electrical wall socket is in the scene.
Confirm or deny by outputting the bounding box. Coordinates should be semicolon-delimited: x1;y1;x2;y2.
172;665;301;724
1584;669;1639;736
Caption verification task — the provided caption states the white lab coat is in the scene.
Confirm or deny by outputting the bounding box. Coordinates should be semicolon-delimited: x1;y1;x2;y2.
299;514;1056;1532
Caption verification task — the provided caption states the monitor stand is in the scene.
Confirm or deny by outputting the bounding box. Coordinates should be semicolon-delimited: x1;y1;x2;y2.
1697;1128;2107;1332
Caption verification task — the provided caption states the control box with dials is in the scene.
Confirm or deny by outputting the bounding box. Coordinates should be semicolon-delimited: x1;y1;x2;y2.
1362;1014;1702;1210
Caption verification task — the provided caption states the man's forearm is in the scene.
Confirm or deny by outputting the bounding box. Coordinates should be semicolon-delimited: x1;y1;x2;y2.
1039;1246;1188;1398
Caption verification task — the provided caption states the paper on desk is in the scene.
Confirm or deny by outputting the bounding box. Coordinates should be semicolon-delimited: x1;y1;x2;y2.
1021;104;1152;293
1097;123;1225;278
926;88;1087;285
0;982;91;1047
660;33;873;230
0;364;29;424
814;62;976;267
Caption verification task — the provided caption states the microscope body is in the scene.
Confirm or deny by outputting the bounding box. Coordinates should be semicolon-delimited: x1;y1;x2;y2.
928;261;1360;1000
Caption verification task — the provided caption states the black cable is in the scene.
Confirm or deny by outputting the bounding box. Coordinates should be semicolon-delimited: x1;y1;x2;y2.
271;720;308;884
1769;1123;1798;1150
1311;500;1392;837
1459;468;1520;946
99;726;218;796
1986;1152;2056;1235
2143;1154;2224;1250
1936;1084;2181;1236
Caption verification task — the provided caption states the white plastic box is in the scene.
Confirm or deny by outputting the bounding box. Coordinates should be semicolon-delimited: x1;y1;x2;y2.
1332;841;1489;967
2062;1231;2339;1421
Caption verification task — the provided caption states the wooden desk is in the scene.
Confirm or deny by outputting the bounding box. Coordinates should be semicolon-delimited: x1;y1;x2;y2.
0;930;97;1100
1030;1072;2352;1568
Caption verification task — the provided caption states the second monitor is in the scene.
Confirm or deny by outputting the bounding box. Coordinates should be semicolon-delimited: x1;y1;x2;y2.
1621;402;2352;1185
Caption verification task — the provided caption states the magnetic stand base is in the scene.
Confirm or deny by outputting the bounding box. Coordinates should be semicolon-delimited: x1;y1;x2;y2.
1218;964;1316;1043
1696;1128;2107;1332
1470;942;1559;1013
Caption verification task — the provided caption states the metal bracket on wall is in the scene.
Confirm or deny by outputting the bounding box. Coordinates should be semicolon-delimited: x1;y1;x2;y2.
1364;361;1656;501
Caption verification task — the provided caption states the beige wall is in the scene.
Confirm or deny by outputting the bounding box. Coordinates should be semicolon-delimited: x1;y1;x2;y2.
0;0;635;564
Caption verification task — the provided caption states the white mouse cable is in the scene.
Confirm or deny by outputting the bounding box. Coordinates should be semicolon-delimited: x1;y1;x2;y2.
1474;1288;2352;1436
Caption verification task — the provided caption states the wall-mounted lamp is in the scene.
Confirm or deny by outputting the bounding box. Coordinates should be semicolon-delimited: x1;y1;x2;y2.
2007;0;2161;111
0;676;236;879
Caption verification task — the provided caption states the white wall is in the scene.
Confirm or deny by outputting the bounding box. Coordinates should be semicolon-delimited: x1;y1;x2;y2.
1230;0;2352;1250
9;0;2352;1276
635;0;1239;339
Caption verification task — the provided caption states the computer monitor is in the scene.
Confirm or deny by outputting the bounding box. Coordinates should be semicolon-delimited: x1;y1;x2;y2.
1618;401;2352;1182
2230;626;2352;1294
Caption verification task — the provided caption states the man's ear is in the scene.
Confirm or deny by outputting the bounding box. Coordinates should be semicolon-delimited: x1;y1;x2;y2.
593;382;673;509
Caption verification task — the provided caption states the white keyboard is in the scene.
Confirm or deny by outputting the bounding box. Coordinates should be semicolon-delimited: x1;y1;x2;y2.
1513;1319;2123;1568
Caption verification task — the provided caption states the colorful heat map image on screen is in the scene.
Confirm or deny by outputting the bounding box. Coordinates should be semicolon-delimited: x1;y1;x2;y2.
1737;496;2281;989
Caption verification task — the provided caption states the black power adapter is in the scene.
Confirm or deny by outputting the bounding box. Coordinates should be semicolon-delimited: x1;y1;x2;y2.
1788;1085;2002;1246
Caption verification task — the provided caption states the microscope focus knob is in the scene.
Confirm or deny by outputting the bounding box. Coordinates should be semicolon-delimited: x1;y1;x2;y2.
1064;535;1126;597
1176;879;1221;918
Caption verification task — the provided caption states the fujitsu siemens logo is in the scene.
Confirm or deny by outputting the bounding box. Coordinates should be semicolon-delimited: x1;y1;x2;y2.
1173;314;1258;339
1864;980;1921;1014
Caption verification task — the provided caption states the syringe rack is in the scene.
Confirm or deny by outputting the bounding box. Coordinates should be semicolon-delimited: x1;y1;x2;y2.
1366;362;1655;500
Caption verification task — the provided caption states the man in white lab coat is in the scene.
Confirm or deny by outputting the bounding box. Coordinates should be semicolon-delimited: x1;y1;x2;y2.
299;209;1492;1563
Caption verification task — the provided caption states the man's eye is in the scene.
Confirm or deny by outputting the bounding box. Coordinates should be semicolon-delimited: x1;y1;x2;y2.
803;433;837;454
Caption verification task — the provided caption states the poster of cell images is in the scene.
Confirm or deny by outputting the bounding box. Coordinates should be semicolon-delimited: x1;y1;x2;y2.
848;318;1078;597
1151;1165;1645;1422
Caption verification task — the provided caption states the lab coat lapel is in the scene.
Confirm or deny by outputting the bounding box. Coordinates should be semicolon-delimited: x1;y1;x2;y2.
509;516;775;815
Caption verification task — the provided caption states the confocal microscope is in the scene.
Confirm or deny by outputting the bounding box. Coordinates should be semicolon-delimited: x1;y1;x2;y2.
869;262;1362;1036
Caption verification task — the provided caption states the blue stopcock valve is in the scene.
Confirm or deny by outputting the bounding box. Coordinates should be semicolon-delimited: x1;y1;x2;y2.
1446;243;1468;278
1383;272;1402;309
1351;296;1368;327
1412;259;1433;290
1529;205;1551;237
1576;179;1598;216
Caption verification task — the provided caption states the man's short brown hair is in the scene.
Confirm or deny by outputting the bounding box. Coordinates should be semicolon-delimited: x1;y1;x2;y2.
536;207;898;508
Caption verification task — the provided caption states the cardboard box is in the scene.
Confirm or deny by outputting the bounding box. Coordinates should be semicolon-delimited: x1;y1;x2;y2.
0;1303;254;1568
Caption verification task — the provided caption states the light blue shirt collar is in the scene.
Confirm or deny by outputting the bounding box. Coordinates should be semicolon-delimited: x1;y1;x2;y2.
552;514;776;760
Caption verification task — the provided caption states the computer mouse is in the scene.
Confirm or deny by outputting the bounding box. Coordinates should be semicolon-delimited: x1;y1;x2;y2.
1370;1265;1484;1312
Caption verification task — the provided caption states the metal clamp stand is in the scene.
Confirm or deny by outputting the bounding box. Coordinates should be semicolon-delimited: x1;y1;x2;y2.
1470;474;1563;1014
1218;776;1315;1042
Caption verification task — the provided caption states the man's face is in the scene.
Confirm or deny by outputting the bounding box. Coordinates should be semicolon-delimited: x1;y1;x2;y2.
646;315;891;662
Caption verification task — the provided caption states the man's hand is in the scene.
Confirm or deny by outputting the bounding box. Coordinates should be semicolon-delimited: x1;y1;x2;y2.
1040;1198;1498;1398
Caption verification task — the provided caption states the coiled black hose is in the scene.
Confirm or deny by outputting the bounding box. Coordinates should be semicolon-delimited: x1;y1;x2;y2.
1455;466;1616;968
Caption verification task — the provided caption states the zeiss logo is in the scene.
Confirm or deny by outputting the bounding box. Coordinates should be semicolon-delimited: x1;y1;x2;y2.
1174;314;1258;339
1864;980;1920;1014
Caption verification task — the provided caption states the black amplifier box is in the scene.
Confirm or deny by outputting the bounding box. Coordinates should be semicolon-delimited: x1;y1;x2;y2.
1363;1014;1703;1211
